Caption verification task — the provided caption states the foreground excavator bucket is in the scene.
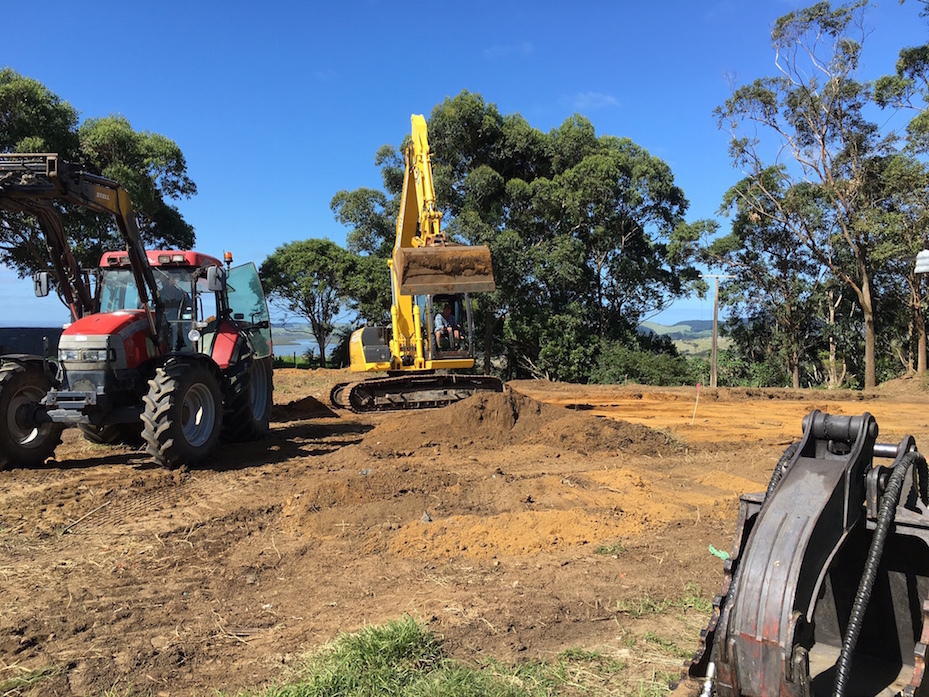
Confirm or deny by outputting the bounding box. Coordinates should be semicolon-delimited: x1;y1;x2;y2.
394;244;495;296
675;411;929;697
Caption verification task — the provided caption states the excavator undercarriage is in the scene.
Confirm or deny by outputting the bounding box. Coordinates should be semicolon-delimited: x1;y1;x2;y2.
330;372;502;412
677;410;929;697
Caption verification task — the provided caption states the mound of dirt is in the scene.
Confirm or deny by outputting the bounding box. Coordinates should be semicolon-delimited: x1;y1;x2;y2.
275;395;338;420
367;390;674;456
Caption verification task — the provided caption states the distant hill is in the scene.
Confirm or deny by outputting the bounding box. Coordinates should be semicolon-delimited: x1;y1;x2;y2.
639;319;725;357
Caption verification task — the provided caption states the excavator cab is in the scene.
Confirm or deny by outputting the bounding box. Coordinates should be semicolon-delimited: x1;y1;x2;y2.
424;294;472;357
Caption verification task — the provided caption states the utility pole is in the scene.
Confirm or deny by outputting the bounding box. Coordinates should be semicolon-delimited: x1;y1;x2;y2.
701;274;733;389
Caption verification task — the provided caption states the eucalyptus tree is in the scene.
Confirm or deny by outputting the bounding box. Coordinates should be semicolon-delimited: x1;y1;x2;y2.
711;170;824;387
715;1;896;388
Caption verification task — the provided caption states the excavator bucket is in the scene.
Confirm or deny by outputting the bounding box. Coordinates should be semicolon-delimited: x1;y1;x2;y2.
394;244;495;296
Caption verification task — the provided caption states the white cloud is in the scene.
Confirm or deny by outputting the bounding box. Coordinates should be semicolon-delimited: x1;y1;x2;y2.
564;91;621;111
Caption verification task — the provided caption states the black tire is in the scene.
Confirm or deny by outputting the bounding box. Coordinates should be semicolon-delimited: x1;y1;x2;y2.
78;422;143;446
141;361;223;468
222;356;273;442
0;366;63;470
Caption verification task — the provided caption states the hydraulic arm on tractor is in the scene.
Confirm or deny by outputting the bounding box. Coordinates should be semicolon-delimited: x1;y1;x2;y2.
0;154;159;332
330;115;502;411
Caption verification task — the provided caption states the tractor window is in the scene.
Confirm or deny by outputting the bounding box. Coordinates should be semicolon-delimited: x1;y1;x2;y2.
99;269;141;312
227;262;272;359
154;268;196;352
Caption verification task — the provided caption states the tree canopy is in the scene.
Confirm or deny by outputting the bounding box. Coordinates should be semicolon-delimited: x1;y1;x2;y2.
322;90;704;382
0;68;197;288
260;239;354;368
709;0;929;389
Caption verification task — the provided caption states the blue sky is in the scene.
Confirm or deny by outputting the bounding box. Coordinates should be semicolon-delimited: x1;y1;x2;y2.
1;0;924;326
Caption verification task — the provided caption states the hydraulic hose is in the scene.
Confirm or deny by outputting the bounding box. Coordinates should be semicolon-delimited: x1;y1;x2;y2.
833;450;924;697
765;442;800;502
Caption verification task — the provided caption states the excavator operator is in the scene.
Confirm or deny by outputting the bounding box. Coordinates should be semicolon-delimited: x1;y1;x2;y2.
434;303;460;350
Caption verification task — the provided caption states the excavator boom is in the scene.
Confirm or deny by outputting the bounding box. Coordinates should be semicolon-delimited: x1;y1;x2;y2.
392;114;495;296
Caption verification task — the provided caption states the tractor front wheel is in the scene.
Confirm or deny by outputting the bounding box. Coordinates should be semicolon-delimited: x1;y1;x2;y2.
0;365;63;470
142;361;223;468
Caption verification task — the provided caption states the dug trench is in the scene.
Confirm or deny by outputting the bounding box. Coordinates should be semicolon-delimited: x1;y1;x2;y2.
2;369;929;695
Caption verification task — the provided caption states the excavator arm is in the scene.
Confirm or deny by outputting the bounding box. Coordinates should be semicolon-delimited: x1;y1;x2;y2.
0;154;160;340
392;115;495;296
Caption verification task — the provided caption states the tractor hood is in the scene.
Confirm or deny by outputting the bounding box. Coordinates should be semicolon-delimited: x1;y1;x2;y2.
63;310;149;338
61;310;156;370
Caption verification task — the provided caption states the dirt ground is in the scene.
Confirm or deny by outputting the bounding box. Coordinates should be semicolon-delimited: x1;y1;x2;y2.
3;369;929;696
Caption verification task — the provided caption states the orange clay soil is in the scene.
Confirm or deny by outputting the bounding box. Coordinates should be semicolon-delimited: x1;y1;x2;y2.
2;369;929;695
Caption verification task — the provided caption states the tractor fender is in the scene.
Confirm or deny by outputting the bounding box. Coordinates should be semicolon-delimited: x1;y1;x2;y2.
209;320;246;370
1;353;59;386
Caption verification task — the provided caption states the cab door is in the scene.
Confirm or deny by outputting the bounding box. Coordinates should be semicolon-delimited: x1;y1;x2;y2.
226;262;272;358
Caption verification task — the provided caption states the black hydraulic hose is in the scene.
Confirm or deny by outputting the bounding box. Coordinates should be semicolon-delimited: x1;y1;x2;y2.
833;451;924;697
765;442;800;502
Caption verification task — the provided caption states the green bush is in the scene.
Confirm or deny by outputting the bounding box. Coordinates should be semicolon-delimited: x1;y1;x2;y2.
590;341;702;386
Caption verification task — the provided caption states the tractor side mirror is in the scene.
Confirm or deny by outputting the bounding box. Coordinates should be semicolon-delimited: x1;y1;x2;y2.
207;265;226;292
33;271;50;297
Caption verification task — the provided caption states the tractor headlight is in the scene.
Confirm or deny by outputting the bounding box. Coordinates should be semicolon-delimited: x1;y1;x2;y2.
80;349;109;362
58;348;111;362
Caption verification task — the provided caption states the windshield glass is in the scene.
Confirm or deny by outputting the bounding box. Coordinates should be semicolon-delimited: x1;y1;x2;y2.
99;268;196;313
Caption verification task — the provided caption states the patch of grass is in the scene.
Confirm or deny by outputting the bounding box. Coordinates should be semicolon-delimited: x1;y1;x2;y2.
614;595;672;618
254;616;561;697
677;583;713;614
615;584;713;619
0;664;62;695
595;541;626;556
643;632;690;660
243;617;692;697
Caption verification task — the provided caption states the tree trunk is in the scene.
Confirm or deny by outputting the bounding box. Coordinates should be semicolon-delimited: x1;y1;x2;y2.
792;350;800;389
919;312;927;375
827;289;840;389
860;270;876;389
914;278;927;374
318;337;327;369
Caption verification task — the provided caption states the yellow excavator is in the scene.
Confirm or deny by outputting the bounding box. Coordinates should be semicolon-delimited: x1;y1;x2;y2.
330;115;503;412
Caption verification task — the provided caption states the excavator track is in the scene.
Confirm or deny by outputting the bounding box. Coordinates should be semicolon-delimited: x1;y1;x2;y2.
330;374;503;412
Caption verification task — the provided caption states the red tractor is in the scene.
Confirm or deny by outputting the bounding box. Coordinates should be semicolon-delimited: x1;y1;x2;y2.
0;154;273;468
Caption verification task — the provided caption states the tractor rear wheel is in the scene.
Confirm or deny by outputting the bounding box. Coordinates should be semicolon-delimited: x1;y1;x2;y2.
0;365;63;470
79;422;143;446
142;361;223;468
222;356;272;441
